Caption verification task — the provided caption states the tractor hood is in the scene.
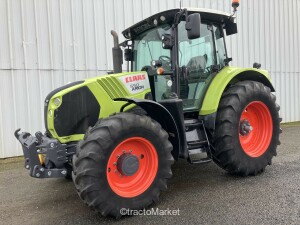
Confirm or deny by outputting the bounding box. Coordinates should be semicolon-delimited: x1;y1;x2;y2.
44;71;151;143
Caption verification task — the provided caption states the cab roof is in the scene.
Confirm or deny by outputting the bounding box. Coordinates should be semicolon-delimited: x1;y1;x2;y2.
122;8;234;39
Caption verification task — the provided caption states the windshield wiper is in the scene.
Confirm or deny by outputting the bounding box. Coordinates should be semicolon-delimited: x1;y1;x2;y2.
146;42;153;61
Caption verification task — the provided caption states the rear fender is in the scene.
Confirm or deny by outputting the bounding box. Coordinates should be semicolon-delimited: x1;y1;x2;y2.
200;66;275;116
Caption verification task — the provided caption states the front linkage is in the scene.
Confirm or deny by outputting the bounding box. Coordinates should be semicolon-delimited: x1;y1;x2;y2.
14;129;75;178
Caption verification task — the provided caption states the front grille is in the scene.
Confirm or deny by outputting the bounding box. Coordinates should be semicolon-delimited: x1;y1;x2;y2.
44;81;84;137
53;86;100;137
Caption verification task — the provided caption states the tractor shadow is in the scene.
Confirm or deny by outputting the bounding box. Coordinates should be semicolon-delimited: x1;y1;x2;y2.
40;160;268;224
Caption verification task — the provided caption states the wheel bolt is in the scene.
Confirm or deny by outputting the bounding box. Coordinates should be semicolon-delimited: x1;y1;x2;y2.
113;162;117;166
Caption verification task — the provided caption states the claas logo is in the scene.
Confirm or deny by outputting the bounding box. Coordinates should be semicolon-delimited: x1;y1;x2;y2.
125;74;146;83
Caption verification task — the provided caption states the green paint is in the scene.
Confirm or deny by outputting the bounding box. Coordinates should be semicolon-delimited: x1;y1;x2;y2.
46;71;151;143
199;66;272;115
45;67;274;143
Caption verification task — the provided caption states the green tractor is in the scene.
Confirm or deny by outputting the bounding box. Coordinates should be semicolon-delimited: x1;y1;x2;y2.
15;1;281;218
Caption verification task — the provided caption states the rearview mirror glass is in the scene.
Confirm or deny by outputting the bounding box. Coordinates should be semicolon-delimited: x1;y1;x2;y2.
124;48;133;61
185;13;201;39
225;21;238;36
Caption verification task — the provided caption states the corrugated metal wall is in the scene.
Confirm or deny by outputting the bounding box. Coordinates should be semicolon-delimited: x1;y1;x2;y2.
0;0;299;158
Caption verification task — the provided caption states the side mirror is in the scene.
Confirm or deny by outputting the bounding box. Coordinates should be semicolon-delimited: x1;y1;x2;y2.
225;21;238;36
185;13;201;39
124;48;133;61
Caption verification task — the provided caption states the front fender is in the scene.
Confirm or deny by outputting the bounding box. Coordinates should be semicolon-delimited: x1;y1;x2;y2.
200;66;275;115
114;98;182;160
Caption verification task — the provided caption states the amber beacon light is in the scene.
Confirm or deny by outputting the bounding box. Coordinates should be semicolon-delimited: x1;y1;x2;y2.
232;0;240;12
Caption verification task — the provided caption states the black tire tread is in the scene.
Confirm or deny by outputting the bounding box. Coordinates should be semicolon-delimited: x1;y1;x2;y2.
72;112;174;218
212;81;281;176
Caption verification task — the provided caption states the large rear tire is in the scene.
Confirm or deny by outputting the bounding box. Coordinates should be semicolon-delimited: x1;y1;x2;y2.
72;113;174;218
212;81;281;176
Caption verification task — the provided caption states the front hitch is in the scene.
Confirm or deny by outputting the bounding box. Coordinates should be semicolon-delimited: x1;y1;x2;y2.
14;129;73;178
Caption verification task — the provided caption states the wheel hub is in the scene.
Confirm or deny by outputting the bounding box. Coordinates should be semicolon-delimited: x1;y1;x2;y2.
240;119;253;136
117;153;140;176
107;137;158;197
239;101;273;157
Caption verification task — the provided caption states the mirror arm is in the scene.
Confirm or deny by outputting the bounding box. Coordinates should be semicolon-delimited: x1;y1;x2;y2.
119;40;128;48
173;8;188;27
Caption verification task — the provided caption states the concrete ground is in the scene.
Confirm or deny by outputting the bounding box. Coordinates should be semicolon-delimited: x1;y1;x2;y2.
1;124;300;225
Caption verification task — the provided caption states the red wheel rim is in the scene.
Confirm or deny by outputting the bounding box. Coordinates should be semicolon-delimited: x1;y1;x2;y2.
106;137;158;198
239;101;273;157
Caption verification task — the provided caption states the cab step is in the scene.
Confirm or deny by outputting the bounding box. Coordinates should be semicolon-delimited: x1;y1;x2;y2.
187;140;209;150
184;118;212;164
188;148;212;164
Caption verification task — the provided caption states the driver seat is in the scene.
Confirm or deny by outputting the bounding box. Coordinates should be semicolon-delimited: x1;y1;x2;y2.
180;55;207;99
186;55;207;73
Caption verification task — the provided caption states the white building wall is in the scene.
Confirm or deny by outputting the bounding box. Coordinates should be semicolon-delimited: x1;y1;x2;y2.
0;0;299;158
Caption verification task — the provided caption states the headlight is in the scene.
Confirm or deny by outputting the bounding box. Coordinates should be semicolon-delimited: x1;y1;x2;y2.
49;110;53;117
54;98;61;106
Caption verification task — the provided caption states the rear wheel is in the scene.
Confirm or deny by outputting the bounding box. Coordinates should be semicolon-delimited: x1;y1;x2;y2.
212;81;281;176
72;113;174;218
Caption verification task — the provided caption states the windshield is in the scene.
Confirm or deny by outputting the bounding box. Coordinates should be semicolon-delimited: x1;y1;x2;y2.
133;25;171;71
132;21;227;107
133;25;173;101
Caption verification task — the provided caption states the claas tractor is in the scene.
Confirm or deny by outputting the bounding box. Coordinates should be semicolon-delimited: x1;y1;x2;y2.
15;1;281;218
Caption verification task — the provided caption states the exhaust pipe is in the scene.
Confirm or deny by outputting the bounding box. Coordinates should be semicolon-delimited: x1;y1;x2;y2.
111;30;123;73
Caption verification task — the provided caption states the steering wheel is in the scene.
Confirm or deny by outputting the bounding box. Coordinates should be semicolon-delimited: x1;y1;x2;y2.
159;55;171;61
159;55;171;70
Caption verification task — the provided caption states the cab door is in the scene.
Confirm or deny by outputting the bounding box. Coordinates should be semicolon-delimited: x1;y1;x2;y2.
178;21;227;111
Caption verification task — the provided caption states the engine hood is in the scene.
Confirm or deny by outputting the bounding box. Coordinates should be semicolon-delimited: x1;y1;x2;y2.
44;71;151;143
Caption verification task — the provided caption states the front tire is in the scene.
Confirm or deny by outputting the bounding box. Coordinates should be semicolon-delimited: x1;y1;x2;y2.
72;113;174;218
212;81;281;176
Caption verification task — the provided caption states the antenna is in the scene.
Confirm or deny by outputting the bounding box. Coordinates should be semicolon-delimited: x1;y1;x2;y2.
179;0;182;9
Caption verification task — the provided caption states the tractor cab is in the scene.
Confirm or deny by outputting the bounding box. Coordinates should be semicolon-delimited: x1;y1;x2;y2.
122;8;237;112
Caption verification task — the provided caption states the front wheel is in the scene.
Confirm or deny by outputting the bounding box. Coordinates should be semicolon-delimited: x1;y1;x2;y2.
212;81;281;176
72;113;174;218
